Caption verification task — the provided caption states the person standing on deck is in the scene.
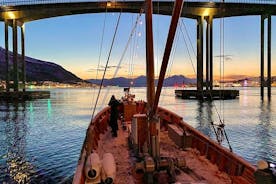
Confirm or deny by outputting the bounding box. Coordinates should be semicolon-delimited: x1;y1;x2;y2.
108;95;120;137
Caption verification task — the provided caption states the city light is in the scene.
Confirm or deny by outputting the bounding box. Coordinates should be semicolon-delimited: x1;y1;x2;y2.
202;9;210;16
106;2;112;7
6;11;16;19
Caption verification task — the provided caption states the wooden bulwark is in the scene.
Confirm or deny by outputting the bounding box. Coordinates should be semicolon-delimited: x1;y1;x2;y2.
73;106;111;184
158;106;256;184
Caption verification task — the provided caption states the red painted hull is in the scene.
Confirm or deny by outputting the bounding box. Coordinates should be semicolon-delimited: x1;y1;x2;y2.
73;102;256;184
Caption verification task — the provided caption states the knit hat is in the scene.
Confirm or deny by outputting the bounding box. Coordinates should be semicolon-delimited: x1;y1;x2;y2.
257;160;269;170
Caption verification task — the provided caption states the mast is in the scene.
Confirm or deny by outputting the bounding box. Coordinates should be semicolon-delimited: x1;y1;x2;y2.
145;0;155;112
144;0;184;160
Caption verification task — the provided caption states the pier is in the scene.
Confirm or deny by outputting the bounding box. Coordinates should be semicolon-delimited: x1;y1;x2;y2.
0;91;50;101
175;89;239;100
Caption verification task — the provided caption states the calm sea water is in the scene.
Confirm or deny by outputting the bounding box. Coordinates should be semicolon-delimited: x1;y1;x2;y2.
0;87;275;183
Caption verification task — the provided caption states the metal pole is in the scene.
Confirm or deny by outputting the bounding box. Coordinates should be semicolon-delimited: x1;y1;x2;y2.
5;21;10;92
12;19;19;92
210;17;213;90
260;15;264;99
206;17;210;91
145;0;155;111
267;15;271;99
21;25;26;92
197;16;204;99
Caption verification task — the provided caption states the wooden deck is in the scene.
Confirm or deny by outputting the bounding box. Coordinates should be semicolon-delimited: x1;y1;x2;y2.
94;122;235;184
175;89;239;100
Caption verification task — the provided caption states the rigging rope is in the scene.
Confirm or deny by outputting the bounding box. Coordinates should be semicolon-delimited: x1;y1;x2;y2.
168;20;226;147
128;15;134;81
180;20;197;77
98;11;143;109
219;13;223;122
91;12;122;120
180;20;222;122
222;14;225;126
158;21;180;106
156;1;160;79
130;16;140;82
182;19;197;57
167;26;180;78
178;13;232;151
218;0;232;152
92;7;107;109
161;24;179;87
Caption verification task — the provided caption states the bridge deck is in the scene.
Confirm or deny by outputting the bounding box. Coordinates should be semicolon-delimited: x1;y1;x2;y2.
0;1;275;22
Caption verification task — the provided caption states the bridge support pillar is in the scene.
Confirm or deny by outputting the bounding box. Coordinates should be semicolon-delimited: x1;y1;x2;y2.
197;16;204;98
21;25;26;92
205;16;213;92
12;20;19;92
4;20;25;92
260;15;264;99
267;15;271;99
260;15;272;100
5;21;10;92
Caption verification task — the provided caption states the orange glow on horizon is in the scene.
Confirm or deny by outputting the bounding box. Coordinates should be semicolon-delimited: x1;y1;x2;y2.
67;56;276;80
77;68;276;80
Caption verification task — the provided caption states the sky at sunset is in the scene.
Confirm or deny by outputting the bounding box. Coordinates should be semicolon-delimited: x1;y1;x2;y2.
0;12;275;80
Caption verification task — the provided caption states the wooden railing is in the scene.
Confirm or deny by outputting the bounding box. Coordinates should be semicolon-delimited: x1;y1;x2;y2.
158;106;256;184
85;106;110;153
73;106;110;184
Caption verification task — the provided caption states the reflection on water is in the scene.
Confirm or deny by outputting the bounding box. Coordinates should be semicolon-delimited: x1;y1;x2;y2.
0;87;275;183
0;95;84;183
256;101;274;163
0;102;34;183
195;101;213;137
47;99;52;118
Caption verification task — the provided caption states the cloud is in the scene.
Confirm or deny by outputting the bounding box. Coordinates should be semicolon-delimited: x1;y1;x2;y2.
214;55;233;61
86;65;123;72
86;68;105;72
99;65;122;69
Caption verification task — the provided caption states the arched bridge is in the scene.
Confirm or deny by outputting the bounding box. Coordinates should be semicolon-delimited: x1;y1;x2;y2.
0;0;275;99
0;0;275;22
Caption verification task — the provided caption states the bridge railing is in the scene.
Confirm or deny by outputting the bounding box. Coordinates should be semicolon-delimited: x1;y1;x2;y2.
0;0;275;6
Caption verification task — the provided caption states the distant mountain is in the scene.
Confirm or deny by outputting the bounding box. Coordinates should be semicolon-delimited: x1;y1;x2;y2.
163;75;196;86
232;76;276;83
87;75;196;87
0;47;83;83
